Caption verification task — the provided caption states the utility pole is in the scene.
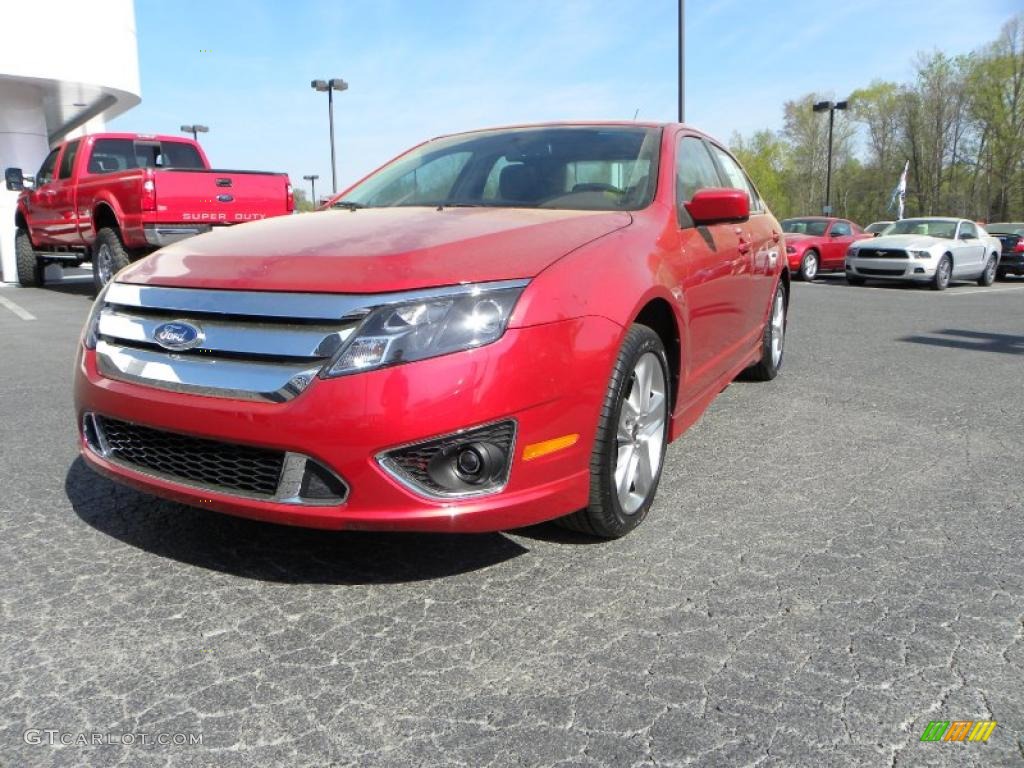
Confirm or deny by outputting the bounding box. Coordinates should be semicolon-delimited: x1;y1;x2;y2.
678;0;685;122
812;99;849;214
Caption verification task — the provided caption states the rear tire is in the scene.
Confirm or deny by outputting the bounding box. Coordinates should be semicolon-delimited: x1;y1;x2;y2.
92;227;132;293
15;227;43;287
932;255;952;291
744;282;787;382
799;250;819;282
557;325;670;539
977;254;997;286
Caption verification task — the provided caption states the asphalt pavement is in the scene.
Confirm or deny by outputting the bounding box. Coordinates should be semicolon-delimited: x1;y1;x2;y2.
1;271;1022;767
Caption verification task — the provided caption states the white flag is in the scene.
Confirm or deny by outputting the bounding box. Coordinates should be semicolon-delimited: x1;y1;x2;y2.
888;161;909;220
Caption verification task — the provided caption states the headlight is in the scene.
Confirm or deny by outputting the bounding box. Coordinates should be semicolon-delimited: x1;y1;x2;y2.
82;283;110;350
323;282;526;377
909;250;932;259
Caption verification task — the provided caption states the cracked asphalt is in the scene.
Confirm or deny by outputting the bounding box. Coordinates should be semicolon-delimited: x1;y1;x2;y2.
1;274;1022;767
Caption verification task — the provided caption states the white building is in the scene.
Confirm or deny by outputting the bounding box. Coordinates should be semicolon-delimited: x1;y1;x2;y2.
0;0;141;284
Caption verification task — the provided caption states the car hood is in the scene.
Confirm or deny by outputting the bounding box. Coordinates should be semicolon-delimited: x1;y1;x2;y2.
117;207;633;293
862;234;946;250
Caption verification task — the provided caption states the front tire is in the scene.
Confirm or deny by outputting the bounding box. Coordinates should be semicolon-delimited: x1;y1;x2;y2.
15;227;43;287
932;255;952;291
799;250;819;282
977;254;997;286
557;325;670;539
92;227;132;293
744;283;787;382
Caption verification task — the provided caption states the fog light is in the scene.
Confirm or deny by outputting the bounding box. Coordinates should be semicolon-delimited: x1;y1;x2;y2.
914;267;925;274
378;420;516;499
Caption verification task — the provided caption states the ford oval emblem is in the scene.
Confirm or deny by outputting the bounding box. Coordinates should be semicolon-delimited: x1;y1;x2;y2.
153;321;204;351
217;193;234;203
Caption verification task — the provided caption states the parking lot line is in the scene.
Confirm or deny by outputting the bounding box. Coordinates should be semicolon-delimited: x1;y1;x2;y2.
0;295;36;320
940;285;1024;296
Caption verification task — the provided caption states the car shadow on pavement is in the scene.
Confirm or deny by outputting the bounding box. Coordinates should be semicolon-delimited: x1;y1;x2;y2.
65;458;529;584
900;328;1024;356
45;280;96;298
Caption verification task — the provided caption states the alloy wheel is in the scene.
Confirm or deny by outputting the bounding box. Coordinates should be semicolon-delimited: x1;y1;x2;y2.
615;352;667;515
770;289;786;367
96;244;114;285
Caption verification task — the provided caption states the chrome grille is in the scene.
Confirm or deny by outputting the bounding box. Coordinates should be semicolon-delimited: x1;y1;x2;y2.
96;283;364;401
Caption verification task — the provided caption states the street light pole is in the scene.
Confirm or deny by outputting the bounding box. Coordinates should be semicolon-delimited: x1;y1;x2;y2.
812;99;848;215
303;174;319;207
678;0;685;122
311;78;349;195
180;124;209;142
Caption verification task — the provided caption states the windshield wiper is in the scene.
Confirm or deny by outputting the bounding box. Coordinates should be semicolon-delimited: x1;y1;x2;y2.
434;201;488;210
332;200;366;210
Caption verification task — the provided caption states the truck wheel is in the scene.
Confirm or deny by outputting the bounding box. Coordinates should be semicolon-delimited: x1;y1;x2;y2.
557;325;669;538
744;282;787;382
15;227;43;287
93;228;132;291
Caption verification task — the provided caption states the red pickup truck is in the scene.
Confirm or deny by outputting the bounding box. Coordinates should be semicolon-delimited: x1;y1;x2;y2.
4;132;293;290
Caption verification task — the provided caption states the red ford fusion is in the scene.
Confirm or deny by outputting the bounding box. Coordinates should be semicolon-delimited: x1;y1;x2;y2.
782;216;871;280
75;123;790;538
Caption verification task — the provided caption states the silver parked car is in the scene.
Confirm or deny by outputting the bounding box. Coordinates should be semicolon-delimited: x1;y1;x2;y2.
845;217;1001;290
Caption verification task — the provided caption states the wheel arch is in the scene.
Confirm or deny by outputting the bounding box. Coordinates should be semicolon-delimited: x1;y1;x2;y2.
92;202;121;235
632;297;681;411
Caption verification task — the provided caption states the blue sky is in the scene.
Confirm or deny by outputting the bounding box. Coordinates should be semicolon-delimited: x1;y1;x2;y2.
112;0;1020;199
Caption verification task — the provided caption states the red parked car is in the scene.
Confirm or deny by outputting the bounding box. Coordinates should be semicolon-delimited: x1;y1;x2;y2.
75;123;790;538
781;216;871;280
5;132;294;290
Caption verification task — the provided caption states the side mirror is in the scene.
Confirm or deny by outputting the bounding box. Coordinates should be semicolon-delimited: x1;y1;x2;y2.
684;188;749;226
958;232;972;240
5;167;25;191
830;230;843;237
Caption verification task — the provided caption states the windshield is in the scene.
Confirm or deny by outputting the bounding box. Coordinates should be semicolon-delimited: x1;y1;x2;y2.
338;126;661;211
781;218;829;236
885;219;957;238
986;223;1024;235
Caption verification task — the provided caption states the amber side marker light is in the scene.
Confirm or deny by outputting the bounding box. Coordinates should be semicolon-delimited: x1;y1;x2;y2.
522;434;579;462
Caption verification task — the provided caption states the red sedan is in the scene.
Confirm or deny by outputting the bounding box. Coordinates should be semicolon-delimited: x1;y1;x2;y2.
75;123;790;538
782;216;871;280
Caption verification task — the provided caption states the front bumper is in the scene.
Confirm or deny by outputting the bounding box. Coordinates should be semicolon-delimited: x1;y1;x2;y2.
75;316;621;532
845;256;936;282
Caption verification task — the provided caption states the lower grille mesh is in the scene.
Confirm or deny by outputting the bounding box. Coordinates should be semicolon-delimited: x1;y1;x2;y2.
95;416;285;497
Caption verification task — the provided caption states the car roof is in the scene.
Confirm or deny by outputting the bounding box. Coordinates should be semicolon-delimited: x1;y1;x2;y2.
431;121;707;142
898;216;961;223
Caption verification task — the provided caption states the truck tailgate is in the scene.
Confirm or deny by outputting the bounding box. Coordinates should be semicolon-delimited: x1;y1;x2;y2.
153;170;291;224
